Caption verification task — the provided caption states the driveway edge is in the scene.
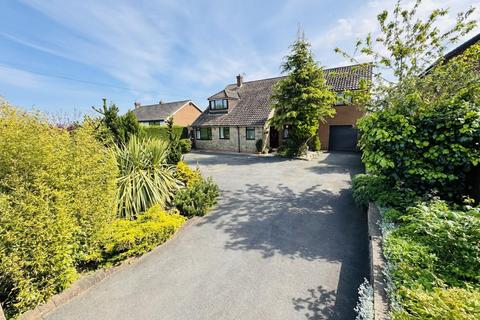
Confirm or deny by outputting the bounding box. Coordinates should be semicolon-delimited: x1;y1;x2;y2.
17;217;200;320
368;203;390;320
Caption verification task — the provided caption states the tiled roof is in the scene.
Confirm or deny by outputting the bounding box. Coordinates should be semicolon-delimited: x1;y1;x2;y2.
193;63;372;127
132;100;191;122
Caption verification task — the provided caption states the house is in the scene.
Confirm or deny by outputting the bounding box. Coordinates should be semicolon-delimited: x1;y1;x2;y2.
132;100;202;127
192;63;372;153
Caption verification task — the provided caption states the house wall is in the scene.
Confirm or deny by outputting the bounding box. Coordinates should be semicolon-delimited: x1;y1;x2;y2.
171;103;202;126
194;126;264;153
318;105;365;150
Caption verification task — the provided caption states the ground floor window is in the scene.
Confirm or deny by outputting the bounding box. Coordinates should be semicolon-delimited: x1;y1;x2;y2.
246;127;255;140
196;127;212;140
149;120;164;126
219;127;230;139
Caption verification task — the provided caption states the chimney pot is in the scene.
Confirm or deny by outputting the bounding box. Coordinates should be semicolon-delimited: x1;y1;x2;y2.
134;101;141;109
236;74;243;87
159;100;165;104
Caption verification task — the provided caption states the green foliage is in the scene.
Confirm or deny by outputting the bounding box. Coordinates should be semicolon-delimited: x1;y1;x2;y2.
67;123;118;264
0;104;117;318
175;161;202;187
307;135;321;151
270;35;336;156
255;139;263;153
398;201;480;285
357;44;480;200
351;174;418;208
392;287;480;320
174;164;219;218
381;199;480;319
93;98;140;145
98;205;185;265
165;119;183;164
179;138;192;153
335;0;477;111
115;135;181;219
141;125;188;140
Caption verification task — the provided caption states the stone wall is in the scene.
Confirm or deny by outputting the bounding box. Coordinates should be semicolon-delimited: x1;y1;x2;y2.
194;126;264;153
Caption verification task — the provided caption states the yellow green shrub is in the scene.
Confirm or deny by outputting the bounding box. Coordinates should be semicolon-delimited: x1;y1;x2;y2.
0;104;118;318
392;287;480;320
68;122;118;263
99;205;186;264
176;161;202;187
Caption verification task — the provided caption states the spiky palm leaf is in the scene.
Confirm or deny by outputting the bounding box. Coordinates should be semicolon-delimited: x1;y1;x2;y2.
115;135;181;219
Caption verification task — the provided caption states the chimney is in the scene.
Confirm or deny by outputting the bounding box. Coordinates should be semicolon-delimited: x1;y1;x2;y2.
134;101;141;109
159;100;165;104
236;74;243;87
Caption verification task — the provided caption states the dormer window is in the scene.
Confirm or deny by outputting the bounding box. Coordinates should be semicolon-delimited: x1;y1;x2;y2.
210;99;228;110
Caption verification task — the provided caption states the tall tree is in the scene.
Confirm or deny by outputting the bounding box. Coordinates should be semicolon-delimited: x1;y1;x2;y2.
92;98;140;145
270;34;336;156
335;0;476;111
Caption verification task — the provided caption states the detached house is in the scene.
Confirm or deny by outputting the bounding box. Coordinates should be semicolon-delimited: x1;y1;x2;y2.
132;100;202;127
192;63;372;153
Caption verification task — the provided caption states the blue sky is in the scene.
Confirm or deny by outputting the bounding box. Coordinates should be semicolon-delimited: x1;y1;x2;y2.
0;0;478;118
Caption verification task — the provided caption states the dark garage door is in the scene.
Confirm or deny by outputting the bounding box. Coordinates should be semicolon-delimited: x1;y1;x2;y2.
328;125;358;151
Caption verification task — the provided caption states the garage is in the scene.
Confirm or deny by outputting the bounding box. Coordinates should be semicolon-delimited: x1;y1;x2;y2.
328;125;358;151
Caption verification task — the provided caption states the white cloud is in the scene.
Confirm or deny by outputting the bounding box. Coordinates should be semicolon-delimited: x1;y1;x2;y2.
0;65;41;88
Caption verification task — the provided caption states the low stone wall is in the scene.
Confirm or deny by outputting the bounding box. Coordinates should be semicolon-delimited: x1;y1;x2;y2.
367;203;390;320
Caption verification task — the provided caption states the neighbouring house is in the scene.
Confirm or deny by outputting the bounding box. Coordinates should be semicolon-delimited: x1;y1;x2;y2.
132;100;202;127
192;63;372;153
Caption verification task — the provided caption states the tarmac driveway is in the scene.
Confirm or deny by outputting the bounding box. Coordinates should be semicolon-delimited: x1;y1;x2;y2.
46;152;368;320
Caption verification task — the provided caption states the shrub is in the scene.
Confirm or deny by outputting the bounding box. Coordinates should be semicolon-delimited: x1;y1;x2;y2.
175;161;202;187
392;287;480;320
255;139;263;153
357;44;480;201
0;105;118;317
175;177;219;217
68;123;118;264
308;135;321;151
351;174;418;209
399;201;480;286
98;205;186;264
179;138;192;153
141;125;188;140
115;135;181;219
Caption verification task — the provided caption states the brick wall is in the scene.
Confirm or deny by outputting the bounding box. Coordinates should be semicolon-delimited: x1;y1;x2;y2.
318;105;365;150
195;126;264;153
171;102;202;126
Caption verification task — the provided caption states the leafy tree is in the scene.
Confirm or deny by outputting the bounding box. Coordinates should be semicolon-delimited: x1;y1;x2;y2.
165;118;182;164
335;0;477;111
92;98;140;145
270;34;336;156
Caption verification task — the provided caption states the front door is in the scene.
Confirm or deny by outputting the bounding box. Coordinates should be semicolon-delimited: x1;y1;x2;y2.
269;127;279;148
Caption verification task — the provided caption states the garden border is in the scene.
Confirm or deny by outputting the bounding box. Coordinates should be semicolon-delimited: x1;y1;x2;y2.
16;217;200;320
368;203;390;320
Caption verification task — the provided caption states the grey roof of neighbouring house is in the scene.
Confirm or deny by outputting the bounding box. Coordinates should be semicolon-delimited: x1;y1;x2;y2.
132;100;195;122
193;63;372;127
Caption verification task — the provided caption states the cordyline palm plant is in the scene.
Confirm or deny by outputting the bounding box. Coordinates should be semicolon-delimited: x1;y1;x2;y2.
115;135;181;219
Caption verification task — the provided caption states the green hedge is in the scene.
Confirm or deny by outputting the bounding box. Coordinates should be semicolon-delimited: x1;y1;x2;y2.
98;205;185;265
352;175;480;319
141;125;188;140
0;105;118;318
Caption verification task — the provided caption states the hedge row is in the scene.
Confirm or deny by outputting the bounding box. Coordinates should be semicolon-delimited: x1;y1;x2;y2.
141;125;188;140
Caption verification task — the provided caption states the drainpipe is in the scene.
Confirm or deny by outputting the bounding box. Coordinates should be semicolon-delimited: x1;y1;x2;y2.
237;126;241;153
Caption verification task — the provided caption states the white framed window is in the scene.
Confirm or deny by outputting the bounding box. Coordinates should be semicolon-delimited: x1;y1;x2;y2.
283;125;290;139
195;127;212;140
219;127;230;139
210;99;228;110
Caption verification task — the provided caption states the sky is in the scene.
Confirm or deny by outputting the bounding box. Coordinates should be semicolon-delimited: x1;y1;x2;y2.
0;0;478;118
